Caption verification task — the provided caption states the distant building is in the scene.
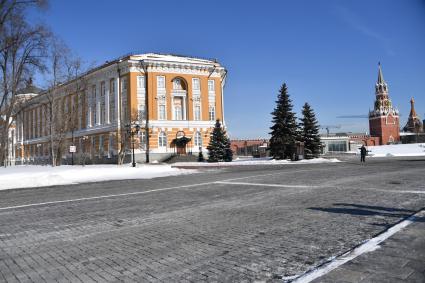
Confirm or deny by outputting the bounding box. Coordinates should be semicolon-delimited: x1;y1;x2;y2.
320;135;350;154
403;97;423;133
400;99;425;143
368;63;400;145
231;139;268;157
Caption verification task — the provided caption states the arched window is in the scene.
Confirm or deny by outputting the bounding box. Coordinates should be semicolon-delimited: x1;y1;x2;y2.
158;131;167;147
173;78;182;90
194;131;202;147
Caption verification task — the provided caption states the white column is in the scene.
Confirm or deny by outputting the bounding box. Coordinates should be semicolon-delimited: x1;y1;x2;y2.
87;92;92;128
105;82;110;124
96;84;101;125
115;77;120;129
183;96;187;120
171;97;174;120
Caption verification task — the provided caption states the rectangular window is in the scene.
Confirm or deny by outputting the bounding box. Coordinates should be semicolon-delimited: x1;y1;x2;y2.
194;105;201;121
158;132;167;147
173;97;183;120
209;106;215;121
110;79;115;123
100;81;105;124
92;85;97;125
208;80;215;92
32;109;35;139
157;76;165;89
137;76;145;89
159;105;166;120
99;135;103;157
138;104;146;121
38;107;41;138
78;94;83;129
192;78;200;91
121;77;128;123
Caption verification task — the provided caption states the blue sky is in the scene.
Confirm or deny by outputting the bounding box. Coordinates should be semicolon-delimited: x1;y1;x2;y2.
30;0;425;138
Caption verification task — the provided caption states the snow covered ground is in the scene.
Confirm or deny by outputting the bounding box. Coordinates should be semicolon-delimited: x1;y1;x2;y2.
0;164;196;191
0;158;341;191
173;157;341;167
367;143;425;157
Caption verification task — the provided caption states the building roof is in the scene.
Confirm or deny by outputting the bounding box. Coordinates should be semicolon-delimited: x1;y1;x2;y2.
130;53;220;66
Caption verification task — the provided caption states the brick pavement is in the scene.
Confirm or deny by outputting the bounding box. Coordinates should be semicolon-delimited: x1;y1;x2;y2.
311;211;425;283
0;157;424;282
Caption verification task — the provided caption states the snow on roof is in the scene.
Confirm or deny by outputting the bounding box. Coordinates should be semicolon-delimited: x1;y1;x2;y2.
130;53;221;66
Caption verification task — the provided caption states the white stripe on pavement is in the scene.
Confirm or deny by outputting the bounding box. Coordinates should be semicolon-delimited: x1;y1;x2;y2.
0;170;317;211
362;188;425;194
215;181;318;189
286;210;425;283
0;182;213;211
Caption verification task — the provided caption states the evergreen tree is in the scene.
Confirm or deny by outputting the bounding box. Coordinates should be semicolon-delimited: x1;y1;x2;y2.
269;83;298;159
300;102;321;157
223;135;233;162
207;119;232;162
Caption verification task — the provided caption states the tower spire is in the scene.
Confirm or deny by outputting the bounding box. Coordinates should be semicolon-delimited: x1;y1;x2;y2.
377;62;385;84
375;62;388;94
409;97;417;118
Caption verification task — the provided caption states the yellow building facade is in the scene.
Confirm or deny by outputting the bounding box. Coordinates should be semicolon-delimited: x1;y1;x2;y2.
14;53;227;164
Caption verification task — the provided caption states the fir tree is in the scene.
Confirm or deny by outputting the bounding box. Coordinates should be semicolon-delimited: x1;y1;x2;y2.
300;102;321;157
223;135;233;162
207;119;232;162
269;83;298;159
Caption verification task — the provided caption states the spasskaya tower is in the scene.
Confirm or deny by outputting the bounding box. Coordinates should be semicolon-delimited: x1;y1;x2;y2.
368;63;400;145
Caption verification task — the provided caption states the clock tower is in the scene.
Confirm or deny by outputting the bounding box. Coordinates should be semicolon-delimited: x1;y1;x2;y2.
368;63;400;145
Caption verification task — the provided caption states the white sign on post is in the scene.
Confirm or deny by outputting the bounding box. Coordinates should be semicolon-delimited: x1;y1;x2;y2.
69;145;76;153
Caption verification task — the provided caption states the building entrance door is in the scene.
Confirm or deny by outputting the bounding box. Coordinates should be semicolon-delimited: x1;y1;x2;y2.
176;144;186;155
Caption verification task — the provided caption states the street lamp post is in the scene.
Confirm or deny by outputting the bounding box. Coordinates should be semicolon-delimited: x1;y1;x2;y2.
125;123;140;167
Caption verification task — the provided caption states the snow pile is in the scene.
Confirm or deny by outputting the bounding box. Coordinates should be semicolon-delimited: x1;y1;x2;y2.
367;143;425;157
0;164;196;191
173;157;340;167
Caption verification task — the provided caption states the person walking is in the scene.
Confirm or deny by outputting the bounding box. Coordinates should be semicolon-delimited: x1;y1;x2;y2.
360;145;367;163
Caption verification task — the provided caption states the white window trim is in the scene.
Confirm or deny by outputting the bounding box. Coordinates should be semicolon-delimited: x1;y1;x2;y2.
194;104;201;121
208;79;215;92
209;105;216;121
194;131;202;147
158;104;166;120
157;75;166;91
137;75;145;90
192;78;200;92
158;131;167;148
